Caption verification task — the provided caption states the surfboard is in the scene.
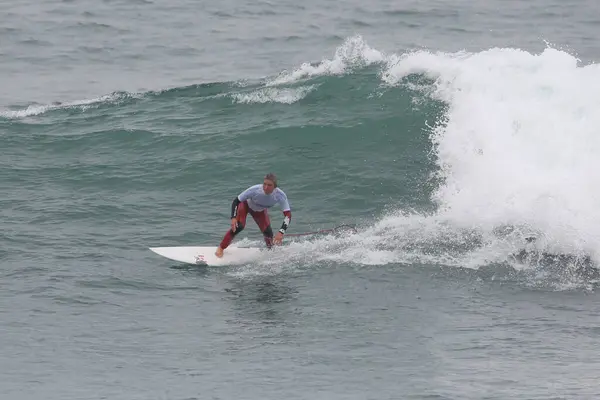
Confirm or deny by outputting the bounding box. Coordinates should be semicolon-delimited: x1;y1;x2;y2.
149;246;262;266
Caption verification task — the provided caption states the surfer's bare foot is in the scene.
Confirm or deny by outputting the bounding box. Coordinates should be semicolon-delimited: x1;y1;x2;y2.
215;247;224;258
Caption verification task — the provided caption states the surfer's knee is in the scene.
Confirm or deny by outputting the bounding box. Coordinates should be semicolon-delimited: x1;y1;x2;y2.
262;225;273;238
232;222;244;235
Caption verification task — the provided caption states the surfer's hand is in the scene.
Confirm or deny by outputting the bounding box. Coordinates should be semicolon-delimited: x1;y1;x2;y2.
274;232;284;245
231;218;237;232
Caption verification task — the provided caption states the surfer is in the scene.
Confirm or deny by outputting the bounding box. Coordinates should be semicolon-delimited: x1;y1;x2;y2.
215;173;292;258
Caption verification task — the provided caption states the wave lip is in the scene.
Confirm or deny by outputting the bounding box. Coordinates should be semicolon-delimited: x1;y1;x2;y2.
231;85;317;104
1;92;141;119
267;35;386;86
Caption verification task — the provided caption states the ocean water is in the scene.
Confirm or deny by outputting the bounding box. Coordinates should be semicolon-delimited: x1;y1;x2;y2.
3;0;600;399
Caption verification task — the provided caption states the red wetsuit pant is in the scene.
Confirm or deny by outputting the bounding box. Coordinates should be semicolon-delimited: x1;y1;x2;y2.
219;200;273;249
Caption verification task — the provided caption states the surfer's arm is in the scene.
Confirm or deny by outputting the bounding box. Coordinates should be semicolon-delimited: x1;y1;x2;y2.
277;192;292;234
231;197;241;218
279;210;292;234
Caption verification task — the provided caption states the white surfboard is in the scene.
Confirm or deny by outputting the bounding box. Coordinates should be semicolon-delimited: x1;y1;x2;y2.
149;246;263;266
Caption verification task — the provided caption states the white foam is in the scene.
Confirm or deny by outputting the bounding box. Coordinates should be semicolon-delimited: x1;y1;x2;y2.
227;211;481;276
381;46;600;260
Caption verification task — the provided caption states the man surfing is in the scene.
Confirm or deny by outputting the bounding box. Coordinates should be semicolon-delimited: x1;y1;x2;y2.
215;173;292;258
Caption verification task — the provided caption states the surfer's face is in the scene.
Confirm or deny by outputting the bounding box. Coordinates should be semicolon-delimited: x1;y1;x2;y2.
263;179;275;194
